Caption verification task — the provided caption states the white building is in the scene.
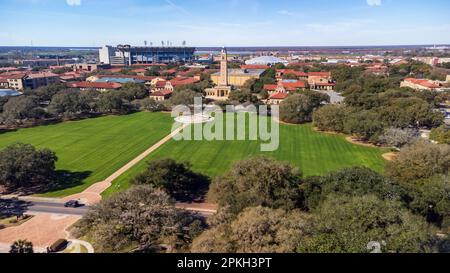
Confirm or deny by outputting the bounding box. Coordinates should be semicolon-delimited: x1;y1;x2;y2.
99;46;114;65
245;56;289;66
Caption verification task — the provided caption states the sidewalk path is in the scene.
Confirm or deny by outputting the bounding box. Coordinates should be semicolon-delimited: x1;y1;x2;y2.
0;123;219;249
62;124;188;205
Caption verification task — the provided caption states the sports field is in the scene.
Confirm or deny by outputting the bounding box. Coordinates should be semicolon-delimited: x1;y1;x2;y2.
102;115;386;197
0;112;174;197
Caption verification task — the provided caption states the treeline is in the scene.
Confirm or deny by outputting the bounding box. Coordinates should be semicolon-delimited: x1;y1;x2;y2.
73;140;450;253
0;80;212;129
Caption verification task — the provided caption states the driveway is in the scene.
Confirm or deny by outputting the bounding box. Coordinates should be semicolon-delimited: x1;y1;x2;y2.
0;213;81;249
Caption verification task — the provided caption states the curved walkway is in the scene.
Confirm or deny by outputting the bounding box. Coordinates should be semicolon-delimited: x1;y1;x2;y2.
65;239;94;253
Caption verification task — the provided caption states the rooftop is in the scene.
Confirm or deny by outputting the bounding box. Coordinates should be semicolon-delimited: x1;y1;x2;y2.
212;69;265;77
0;89;22;97
245;56;289;65
67;81;122;89
96;77;145;84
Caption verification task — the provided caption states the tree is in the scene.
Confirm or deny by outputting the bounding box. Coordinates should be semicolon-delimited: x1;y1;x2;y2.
0;96;9;113
280;92;329;124
73;186;199;253
407;175;450;229
430;126;450;144
301;167;406;211
191;207;310;253
145;67;160;76
96;92;127;113
0;143;57;191
228;89;258;104
1;96;45;124
297;195;435;253
9;240;34;253
133;159;209;201
132;97;165;112
209;156;302;215
25;83;66;102
120;83;148;101
312;104;346;132
48;90;90;119
167;89;198;106
343;109;385;142
378;97;444;129
385;140;450;183
378;127;419;149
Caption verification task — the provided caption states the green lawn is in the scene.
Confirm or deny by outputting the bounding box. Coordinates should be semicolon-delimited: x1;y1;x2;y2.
0;112;387;198
0;112;174;197
102;116;387;197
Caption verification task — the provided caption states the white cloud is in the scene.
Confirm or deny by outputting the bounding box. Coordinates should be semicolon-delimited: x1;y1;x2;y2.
66;0;81;6
366;0;381;6
278;10;294;16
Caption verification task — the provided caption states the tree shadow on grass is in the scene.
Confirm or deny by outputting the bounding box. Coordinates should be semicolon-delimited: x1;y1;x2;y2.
0;170;92;196
48;170;93;192
174;172;211;203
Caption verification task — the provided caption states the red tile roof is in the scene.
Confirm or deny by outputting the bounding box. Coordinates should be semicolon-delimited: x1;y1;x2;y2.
308;72;332;77
96;75;160;82
155;81;167;88
0;67;20;72
132;63;167;67
264;84;278;91
264;81;307;91
241;65;269;70
132;68;147;73
277;69;308;77
269;92;289;100
404;78;440;89
150;89;173;97
170;77;199;87
27;72;59;79
314;82;336;86
283;81;307;90
67;81;122;89
5;73;27;79
160;69;177;75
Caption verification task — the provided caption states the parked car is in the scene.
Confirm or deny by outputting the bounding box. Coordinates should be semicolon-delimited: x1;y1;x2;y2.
64;200;82;208
47;239;68;253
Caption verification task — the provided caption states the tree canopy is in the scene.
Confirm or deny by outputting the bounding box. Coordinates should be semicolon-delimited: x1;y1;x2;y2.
0;143;57;191
132;159;209;201
280;92;330;124
74;186;200;253
209;156;302;215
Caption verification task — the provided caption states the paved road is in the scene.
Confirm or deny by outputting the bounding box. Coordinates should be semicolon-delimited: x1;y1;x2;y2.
1;199;88;217
1;198;216;217
26;201;88;216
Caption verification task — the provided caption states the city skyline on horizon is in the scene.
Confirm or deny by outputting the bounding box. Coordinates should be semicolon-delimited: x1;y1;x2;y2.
1;0;450;47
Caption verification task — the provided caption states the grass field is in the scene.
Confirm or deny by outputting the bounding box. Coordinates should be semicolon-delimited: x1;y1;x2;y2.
102;116;387;197
0;112;174;197
0;112;387;198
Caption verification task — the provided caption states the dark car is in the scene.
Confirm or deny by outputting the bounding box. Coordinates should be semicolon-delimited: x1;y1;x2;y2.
47;239;68;253
64;200;82;208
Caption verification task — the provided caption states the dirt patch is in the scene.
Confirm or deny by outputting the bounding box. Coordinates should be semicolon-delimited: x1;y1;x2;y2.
345;137;379;148
313;127;346;136
382;152;398;161
272;117;299;126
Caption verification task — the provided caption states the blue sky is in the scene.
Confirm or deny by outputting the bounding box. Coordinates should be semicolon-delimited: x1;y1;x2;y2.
1;0;450;47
